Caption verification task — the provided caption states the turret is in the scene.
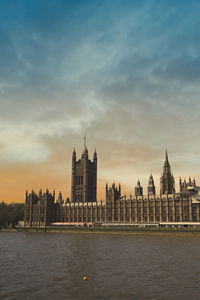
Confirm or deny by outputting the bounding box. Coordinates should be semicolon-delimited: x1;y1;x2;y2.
135;179;143;196
93;148;97;162
57;191;63;206
148;174;156;196
179;177;182;192
72;148;76;165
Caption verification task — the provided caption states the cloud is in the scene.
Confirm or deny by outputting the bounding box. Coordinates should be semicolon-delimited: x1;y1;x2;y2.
1;0;200;202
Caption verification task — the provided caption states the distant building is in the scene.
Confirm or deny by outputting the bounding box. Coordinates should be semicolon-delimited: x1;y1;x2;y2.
24;143;200;228
71;136;97;203
160;151;175;195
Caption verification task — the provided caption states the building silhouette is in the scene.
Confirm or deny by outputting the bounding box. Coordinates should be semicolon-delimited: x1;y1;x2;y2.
24;144;200;228
160;150;175;195
71;136;97;203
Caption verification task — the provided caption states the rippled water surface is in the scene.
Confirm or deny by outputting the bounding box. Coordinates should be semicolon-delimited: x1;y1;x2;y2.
1;232;200;300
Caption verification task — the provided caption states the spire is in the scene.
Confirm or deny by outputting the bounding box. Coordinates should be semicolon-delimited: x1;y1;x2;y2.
72;148;76;162
164;149;170;166
160;150;175;194
119;183;121;195
84;133;86;150
148;173;154;185
163;149;172;175
165;149;168;161
93;148;97;162
73;148;76;156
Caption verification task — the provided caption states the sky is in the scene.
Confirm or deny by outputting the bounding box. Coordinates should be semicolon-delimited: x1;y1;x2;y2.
1;0;200;203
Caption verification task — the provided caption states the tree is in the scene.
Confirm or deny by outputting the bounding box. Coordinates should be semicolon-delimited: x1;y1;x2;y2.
0;202;24;227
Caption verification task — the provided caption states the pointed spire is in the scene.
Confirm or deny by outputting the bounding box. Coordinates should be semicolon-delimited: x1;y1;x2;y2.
119;183;121;195
93;148;97;162
165;149;168;161
148;173;154;185
82;133;88;158
72;148;76;163
163;149;171;171
72;147;76;157
84;132;86;150
160;150;175;194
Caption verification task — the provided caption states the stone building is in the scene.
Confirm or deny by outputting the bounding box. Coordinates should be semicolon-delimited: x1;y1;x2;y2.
160;151;175;195
24;147;200;228
71;137;97;203
24;189;55;228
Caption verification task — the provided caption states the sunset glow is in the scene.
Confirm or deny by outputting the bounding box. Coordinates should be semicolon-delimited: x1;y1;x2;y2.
1;0;200;202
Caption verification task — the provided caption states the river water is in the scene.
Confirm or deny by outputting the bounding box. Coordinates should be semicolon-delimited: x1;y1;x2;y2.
0;232;200;300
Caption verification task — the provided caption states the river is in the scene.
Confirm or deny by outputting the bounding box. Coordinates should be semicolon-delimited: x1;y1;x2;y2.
0;232;200;300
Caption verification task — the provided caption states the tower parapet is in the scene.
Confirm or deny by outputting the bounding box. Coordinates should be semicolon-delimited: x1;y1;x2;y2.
180;176;196;193
106;183;121;205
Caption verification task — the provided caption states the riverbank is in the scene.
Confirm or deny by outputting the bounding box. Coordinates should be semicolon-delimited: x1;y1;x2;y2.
2;226;200;236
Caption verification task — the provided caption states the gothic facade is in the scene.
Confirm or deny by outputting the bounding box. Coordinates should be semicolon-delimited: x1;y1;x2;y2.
71;142;97;203
24;146;200;228
160;151;175;195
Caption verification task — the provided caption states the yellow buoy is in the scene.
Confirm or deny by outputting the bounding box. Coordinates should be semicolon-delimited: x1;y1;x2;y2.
83;276;87;281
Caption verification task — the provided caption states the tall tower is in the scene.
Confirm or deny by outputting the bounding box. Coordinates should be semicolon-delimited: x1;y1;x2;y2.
148;174;156;196
160;150;175;195
71;136;97;203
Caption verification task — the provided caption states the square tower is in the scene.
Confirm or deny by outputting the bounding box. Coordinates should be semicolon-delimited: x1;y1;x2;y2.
71;145;97;203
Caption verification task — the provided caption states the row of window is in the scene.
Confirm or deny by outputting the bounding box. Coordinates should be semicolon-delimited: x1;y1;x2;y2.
76;176;83;185
62;216;199;222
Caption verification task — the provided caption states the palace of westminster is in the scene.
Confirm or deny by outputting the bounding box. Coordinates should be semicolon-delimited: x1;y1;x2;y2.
24;140;200;228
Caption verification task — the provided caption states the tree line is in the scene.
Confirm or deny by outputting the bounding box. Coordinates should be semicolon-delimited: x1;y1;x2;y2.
0;202;24;227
